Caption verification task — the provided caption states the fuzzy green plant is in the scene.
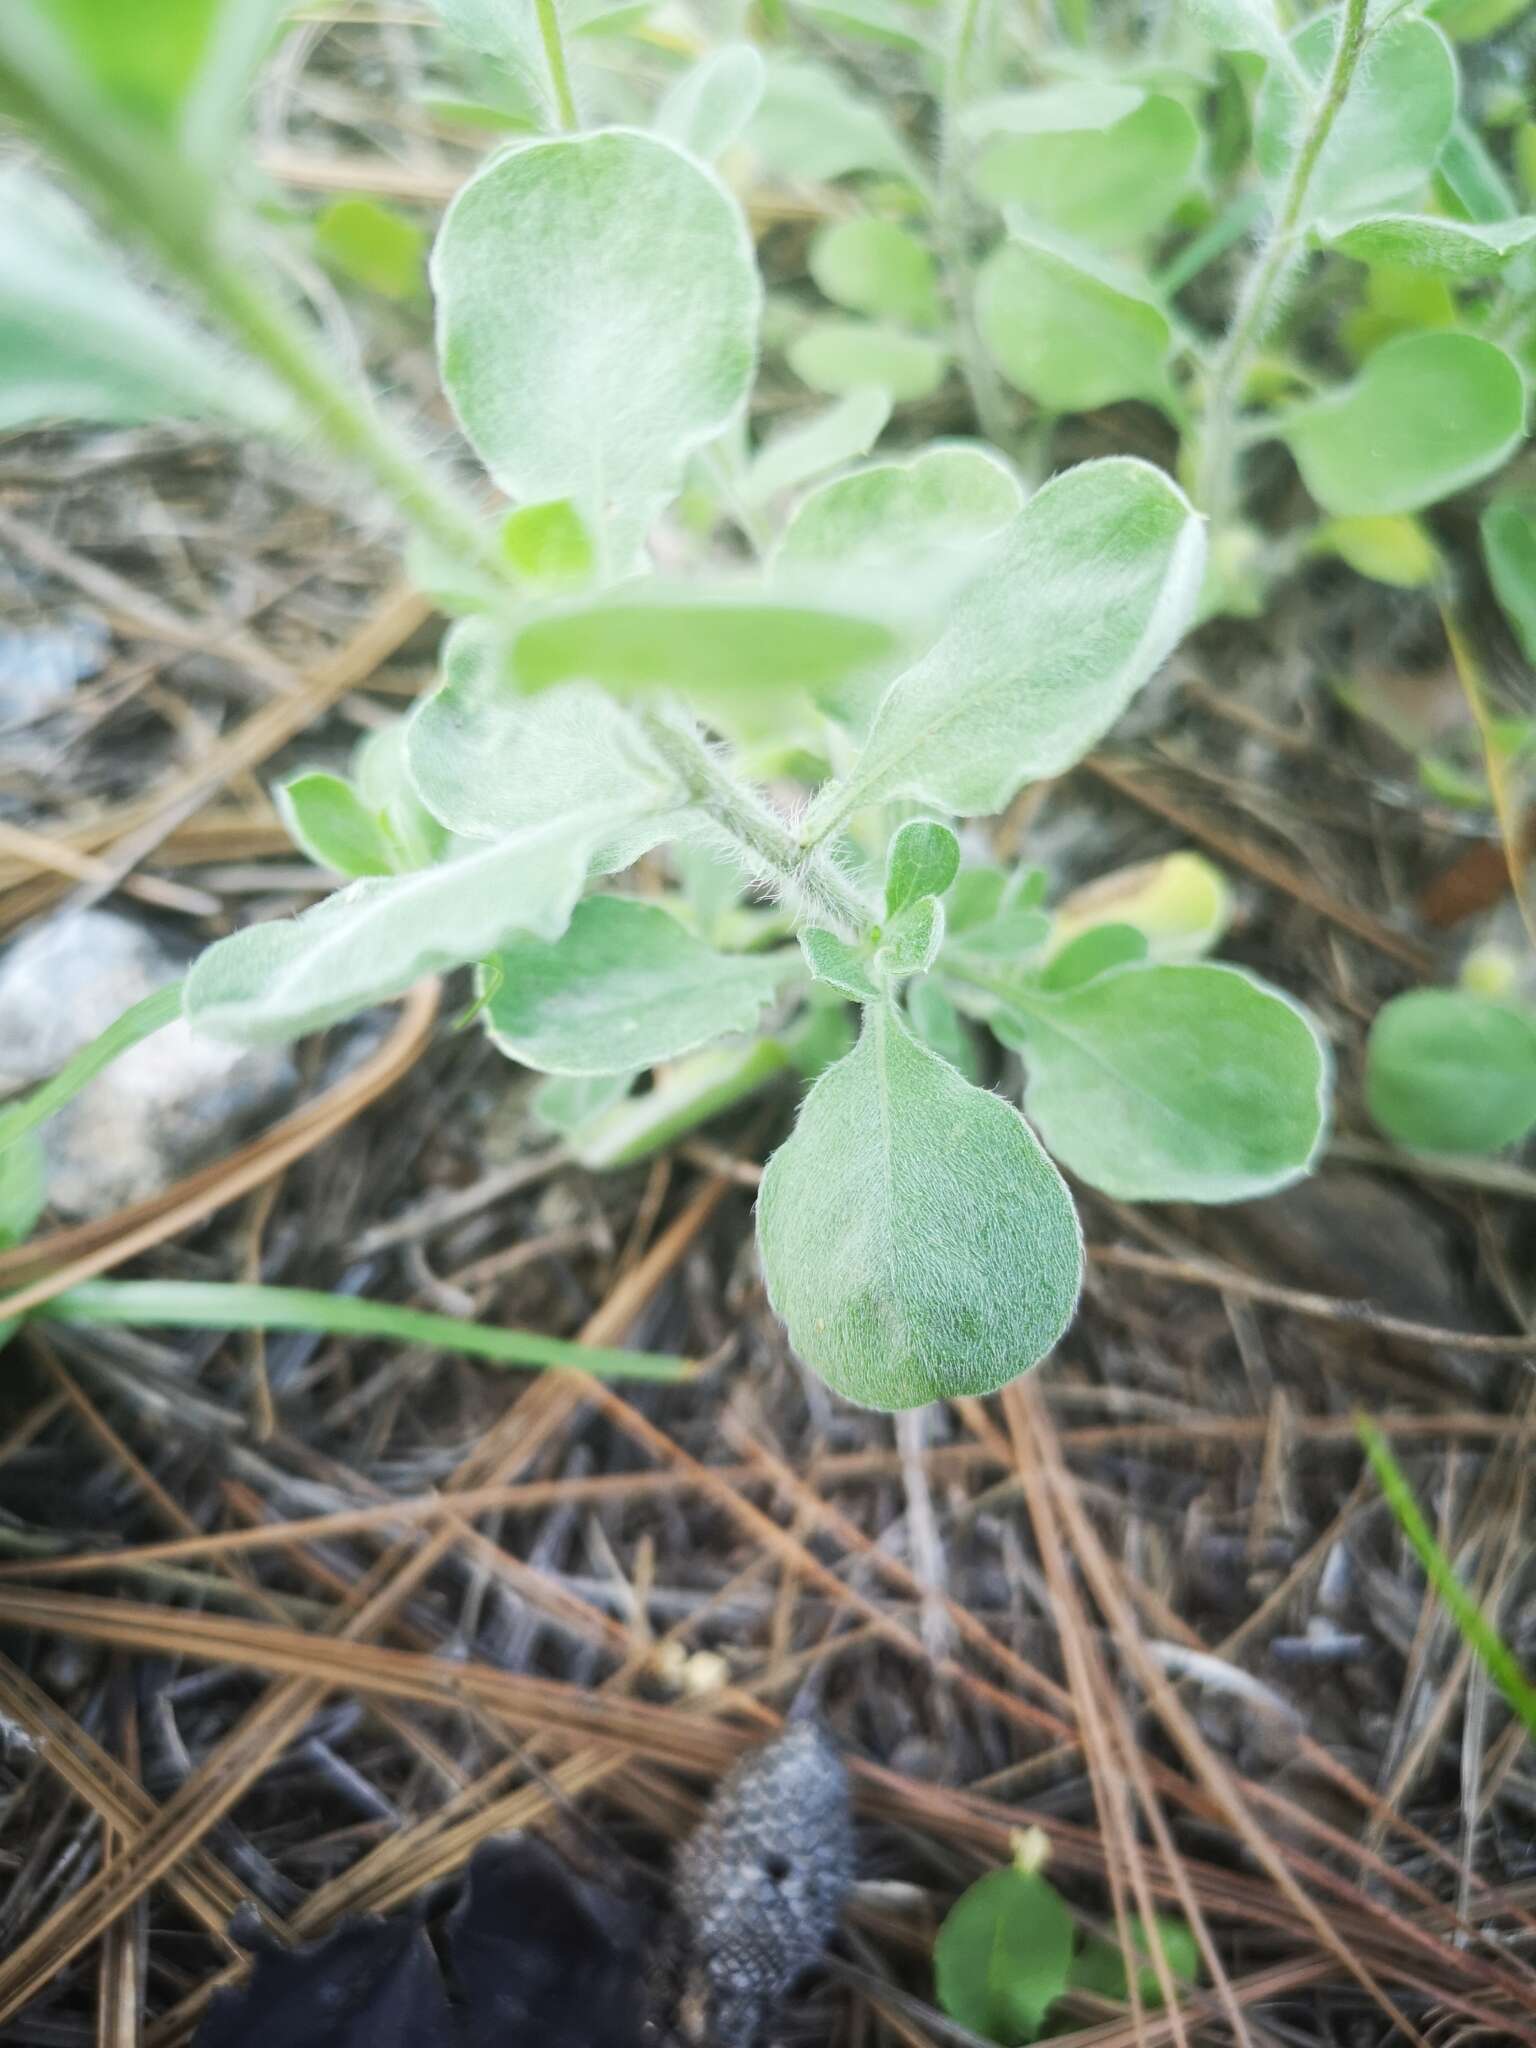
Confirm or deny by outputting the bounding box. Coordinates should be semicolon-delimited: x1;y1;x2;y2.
41;0;1536;1405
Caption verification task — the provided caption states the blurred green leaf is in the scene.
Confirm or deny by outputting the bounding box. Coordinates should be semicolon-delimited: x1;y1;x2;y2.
1366;989;1536;1153
934;1866;1076;2043
968;90;1199;247
1037;923;1148;991
788;318;950;402
810;216;941;327
276;771;394;878
1068;1916;1201;2007
1322;211;1536;278
748;56;920;184
1481;494;1536;663
742;387;892;508
499;498;595;589
656;42;765;159
1280;332;1525;516
977;234;1174;414
313;196;424;299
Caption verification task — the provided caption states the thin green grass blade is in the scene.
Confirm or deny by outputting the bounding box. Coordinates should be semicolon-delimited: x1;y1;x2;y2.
0;982;184;1157
37;1278;693;1383
1358;1414;1536;1742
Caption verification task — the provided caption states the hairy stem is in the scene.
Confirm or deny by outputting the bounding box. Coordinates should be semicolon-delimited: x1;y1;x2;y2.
640;713;876;936
1195;0;1370;526
536;0;580;129
188;244;511;588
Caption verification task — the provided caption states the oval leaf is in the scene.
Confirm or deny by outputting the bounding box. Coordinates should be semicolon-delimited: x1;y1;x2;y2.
934;1868;1076;2042
1280;331;1526;516
656;43;765;161
788;318;949;403
483;896;789;1075
433;129;760;547
977;235;1174;414
276;772;394;878
747;57;919;184
1366;989;1536;1153
1256;13;1458;224
821;458;1205;820
757;1005;1083;1408
809;217;940;327
742;388;893;509
999;962;1330;1201
778;442;1023;582
885;819;961;916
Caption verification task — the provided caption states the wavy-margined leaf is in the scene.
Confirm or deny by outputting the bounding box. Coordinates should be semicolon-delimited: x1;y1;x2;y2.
656;43;765;160
0;0;284;172
1280;332;1525;516
976;235;1175;414
1321;211;1536;278
405;619;691;864
996;962;1330;1201
757;1004;1083;1408
0;171;288;436
1256;12;1457;224
815;458;1205;823
1366;989;1536;1153
433;130;760;550
483;895;790;1075
967;88;1199;246
185;810;634;1046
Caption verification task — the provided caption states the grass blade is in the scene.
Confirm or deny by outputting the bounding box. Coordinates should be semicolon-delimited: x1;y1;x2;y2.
0;983;184;1158
37;1277;693;1383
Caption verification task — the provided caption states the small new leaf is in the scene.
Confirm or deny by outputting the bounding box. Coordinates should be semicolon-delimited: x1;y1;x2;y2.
800;927;881;1004
885;820;961;917
934;1866;1076;2044
757;1005;1083;1408
876;895;944;978
276;773;394;878
1366;990;1536;1154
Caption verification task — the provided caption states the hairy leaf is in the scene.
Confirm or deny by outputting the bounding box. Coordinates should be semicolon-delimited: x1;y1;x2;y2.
1256;13;1457;223
1322;211;1536;277
0;171;288;435
977;235;1174;413
876;895;944;977
1280;332;1525;516
819;458;1205;820
405;620;690;862
885;820;961;916
748;57;919;184
434;130;760;550
778;443;1022;591
1366;990;1536;1153
998;963;1330;1201
757;1005;1083;1408
801;927;881;1003
483;896;789;1074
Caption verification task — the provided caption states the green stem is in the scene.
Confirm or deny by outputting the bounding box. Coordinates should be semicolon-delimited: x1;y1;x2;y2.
536;0;580;130
639;713;875;936
936;0;1015;452
1358;1416;1536;1742
1195;0;1370;526
37;1279;691;1383
0;983;184;1159
188;244;511;589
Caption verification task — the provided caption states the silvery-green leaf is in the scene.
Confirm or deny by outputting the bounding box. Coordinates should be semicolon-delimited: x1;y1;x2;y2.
809;217;940;327
757;1004;1083;1408
747;57;920;185
433;129;760;551
885;819;960;916
405;619;690;864
997;962;1330;1201
1366;989;1536;1153
977;234;1175;414
944;905;1052;964
817;458;1205;822
276;772;394;878
906;978;979;1079
1256;12;1457;224
960;83;1144;139
876;895;944;977
1321;211;1536;277
656;43;765;160
777;443;1023;599
185;812;625;1046
535;1069;637;1138
741;387;892;509
483;895;791;1075
801;927;881;1003
1179;0;1291;60
0;171;288;436
354;723;448;871
1280;332;1525;516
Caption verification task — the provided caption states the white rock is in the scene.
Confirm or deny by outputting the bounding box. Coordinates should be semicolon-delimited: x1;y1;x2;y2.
0;909;296;1218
